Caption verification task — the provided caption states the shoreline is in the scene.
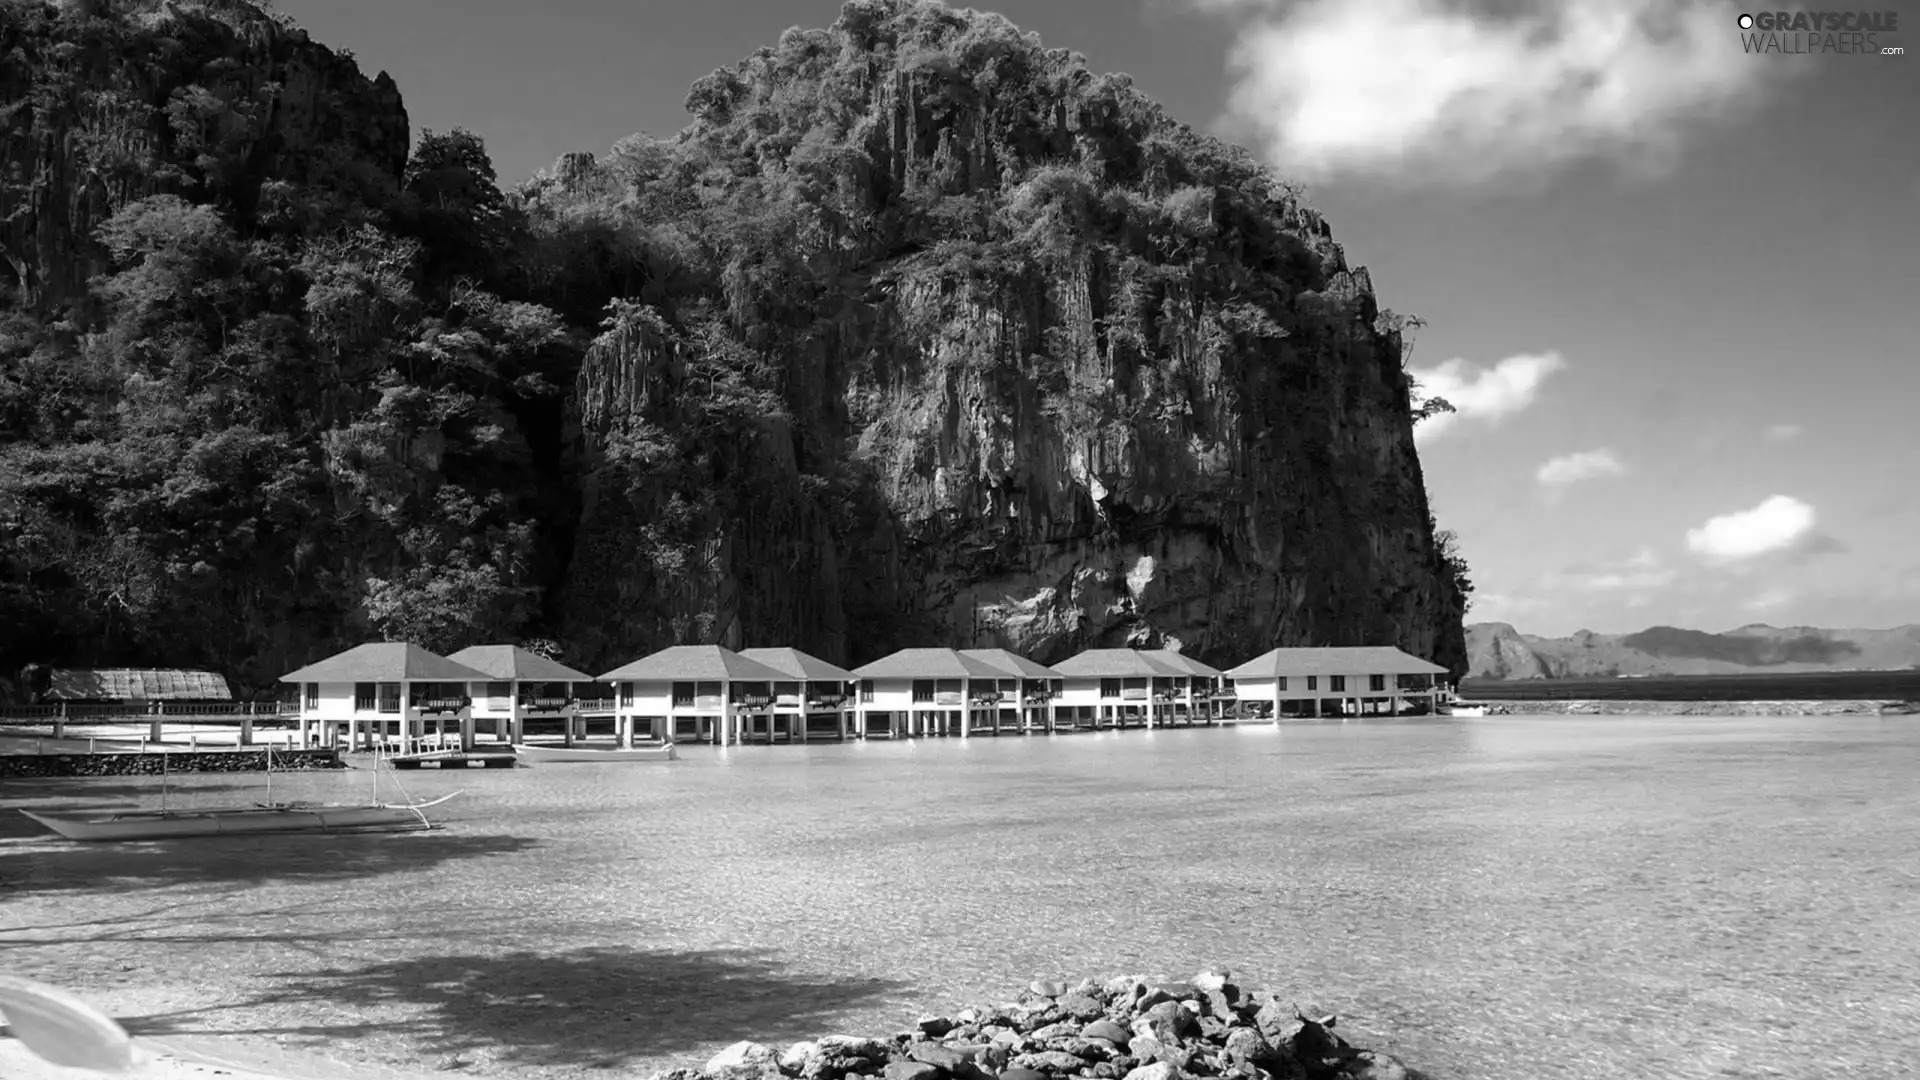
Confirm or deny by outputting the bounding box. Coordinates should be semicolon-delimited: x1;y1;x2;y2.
0;973;1415;1080
1465;699;1913;716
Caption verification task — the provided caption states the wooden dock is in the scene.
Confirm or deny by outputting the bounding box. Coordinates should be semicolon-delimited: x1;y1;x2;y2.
387;747;520;770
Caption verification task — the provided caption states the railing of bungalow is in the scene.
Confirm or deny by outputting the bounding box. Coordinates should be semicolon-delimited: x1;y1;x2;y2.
733;694;773;710
969;690;1002;705
933;690;963;706
1152;690;1182;702
1120;686;1149;700
411;696;472;713
805;694;848;710
517;696;573;713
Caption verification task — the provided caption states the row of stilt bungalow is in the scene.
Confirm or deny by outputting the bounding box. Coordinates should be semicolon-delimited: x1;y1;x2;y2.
276;641;1448;752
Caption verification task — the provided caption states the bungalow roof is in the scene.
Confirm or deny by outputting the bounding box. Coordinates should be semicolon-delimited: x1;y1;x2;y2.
1049;649;1185;678
737;647;858;682
1225;646;1446;679
279;643;491;683
598;645;789;683
446;645;594;683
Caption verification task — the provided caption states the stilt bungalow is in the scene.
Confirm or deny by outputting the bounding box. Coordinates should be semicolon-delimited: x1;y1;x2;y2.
1140;650;1227;724
445;646;595;746
25;668;237;742
958;649;1063;734
850;649;1011;739
598;645;790;746
1223;646;1446;719
279;643;490;751
737;648;858;742
1050;649;1190;729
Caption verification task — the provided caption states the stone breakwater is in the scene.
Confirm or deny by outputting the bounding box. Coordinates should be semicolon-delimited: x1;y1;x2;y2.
1478;699;1906;717
655;972;1427;1080
0;748;344;778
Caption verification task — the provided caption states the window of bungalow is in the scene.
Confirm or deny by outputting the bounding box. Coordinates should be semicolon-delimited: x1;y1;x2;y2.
619;682;635;707
934;679;962;701
354;682;376;711
672;682;694;707
695;681;721;704
1306;676;1317;691
1099;679;1120;699
1369;674;1386;692
911;680;934;703
1275;676;1287;692
1329;675;1346;692
860;679;874;703
377;683;401;713
304;683;318;710
775;681;800;701
487;681;512;708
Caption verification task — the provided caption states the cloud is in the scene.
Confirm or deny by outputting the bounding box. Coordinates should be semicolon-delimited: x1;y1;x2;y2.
1684;495;1842;562
1201;0;1775;185
1745;586;1795;612
1537;449;1626;489
1411;352;1566;440
1764;423;1803;443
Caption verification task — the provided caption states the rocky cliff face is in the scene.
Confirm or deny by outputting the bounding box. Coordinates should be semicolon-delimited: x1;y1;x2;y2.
0;0;1468;686
546;1;1469;675
0;0;410;313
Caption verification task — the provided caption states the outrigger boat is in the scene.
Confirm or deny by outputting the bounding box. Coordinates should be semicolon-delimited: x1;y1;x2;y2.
515;742;678;764
19;741;458;842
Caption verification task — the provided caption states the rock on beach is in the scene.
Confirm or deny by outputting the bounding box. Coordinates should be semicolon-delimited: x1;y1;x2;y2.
660;972;1429;1080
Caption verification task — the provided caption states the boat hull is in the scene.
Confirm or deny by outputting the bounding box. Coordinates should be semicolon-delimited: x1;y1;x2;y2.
20;794;457;841
515;743;678;764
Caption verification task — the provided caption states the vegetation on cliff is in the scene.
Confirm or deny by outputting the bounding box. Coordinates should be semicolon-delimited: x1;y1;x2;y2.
0;0;1471;691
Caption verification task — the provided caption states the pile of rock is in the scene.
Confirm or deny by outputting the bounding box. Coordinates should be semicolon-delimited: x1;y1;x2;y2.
651;971;1427;1080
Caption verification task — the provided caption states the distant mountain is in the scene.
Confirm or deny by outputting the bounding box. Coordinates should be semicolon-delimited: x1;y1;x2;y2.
1465;622;1920;679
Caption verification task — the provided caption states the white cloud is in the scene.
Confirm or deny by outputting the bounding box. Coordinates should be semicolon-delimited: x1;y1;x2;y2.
1764;423;1803;443
1537;449;1626;489
1745;587;1795;612
1410;352;1566;440
1202;0;1775;185
1684;495;1821;561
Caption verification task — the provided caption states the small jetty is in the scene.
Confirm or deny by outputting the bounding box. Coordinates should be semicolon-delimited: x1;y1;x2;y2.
386;746;519;770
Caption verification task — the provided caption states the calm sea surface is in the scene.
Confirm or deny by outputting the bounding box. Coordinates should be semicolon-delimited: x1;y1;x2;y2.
3;716;1918;1080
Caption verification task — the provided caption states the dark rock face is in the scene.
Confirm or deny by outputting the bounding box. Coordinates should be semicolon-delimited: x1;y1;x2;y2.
0;0;1467;685
677;971;1430;1080
544;0;1468;675
0;0;410;314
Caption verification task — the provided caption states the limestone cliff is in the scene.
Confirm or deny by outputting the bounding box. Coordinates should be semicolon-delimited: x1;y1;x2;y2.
0;0;1469;686
543;0;1469;675
0;0;410;313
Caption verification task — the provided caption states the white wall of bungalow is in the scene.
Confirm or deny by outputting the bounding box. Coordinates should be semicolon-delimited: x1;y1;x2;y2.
600;645;793;746
280;643;491;752
1223;647;1446;718
851;649;1011;738
447;645;598;745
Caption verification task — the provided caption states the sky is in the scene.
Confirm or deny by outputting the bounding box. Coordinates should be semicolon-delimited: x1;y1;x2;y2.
278;0;1920;637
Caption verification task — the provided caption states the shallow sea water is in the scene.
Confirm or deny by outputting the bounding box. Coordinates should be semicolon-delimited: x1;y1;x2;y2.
2;715;1918;1080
